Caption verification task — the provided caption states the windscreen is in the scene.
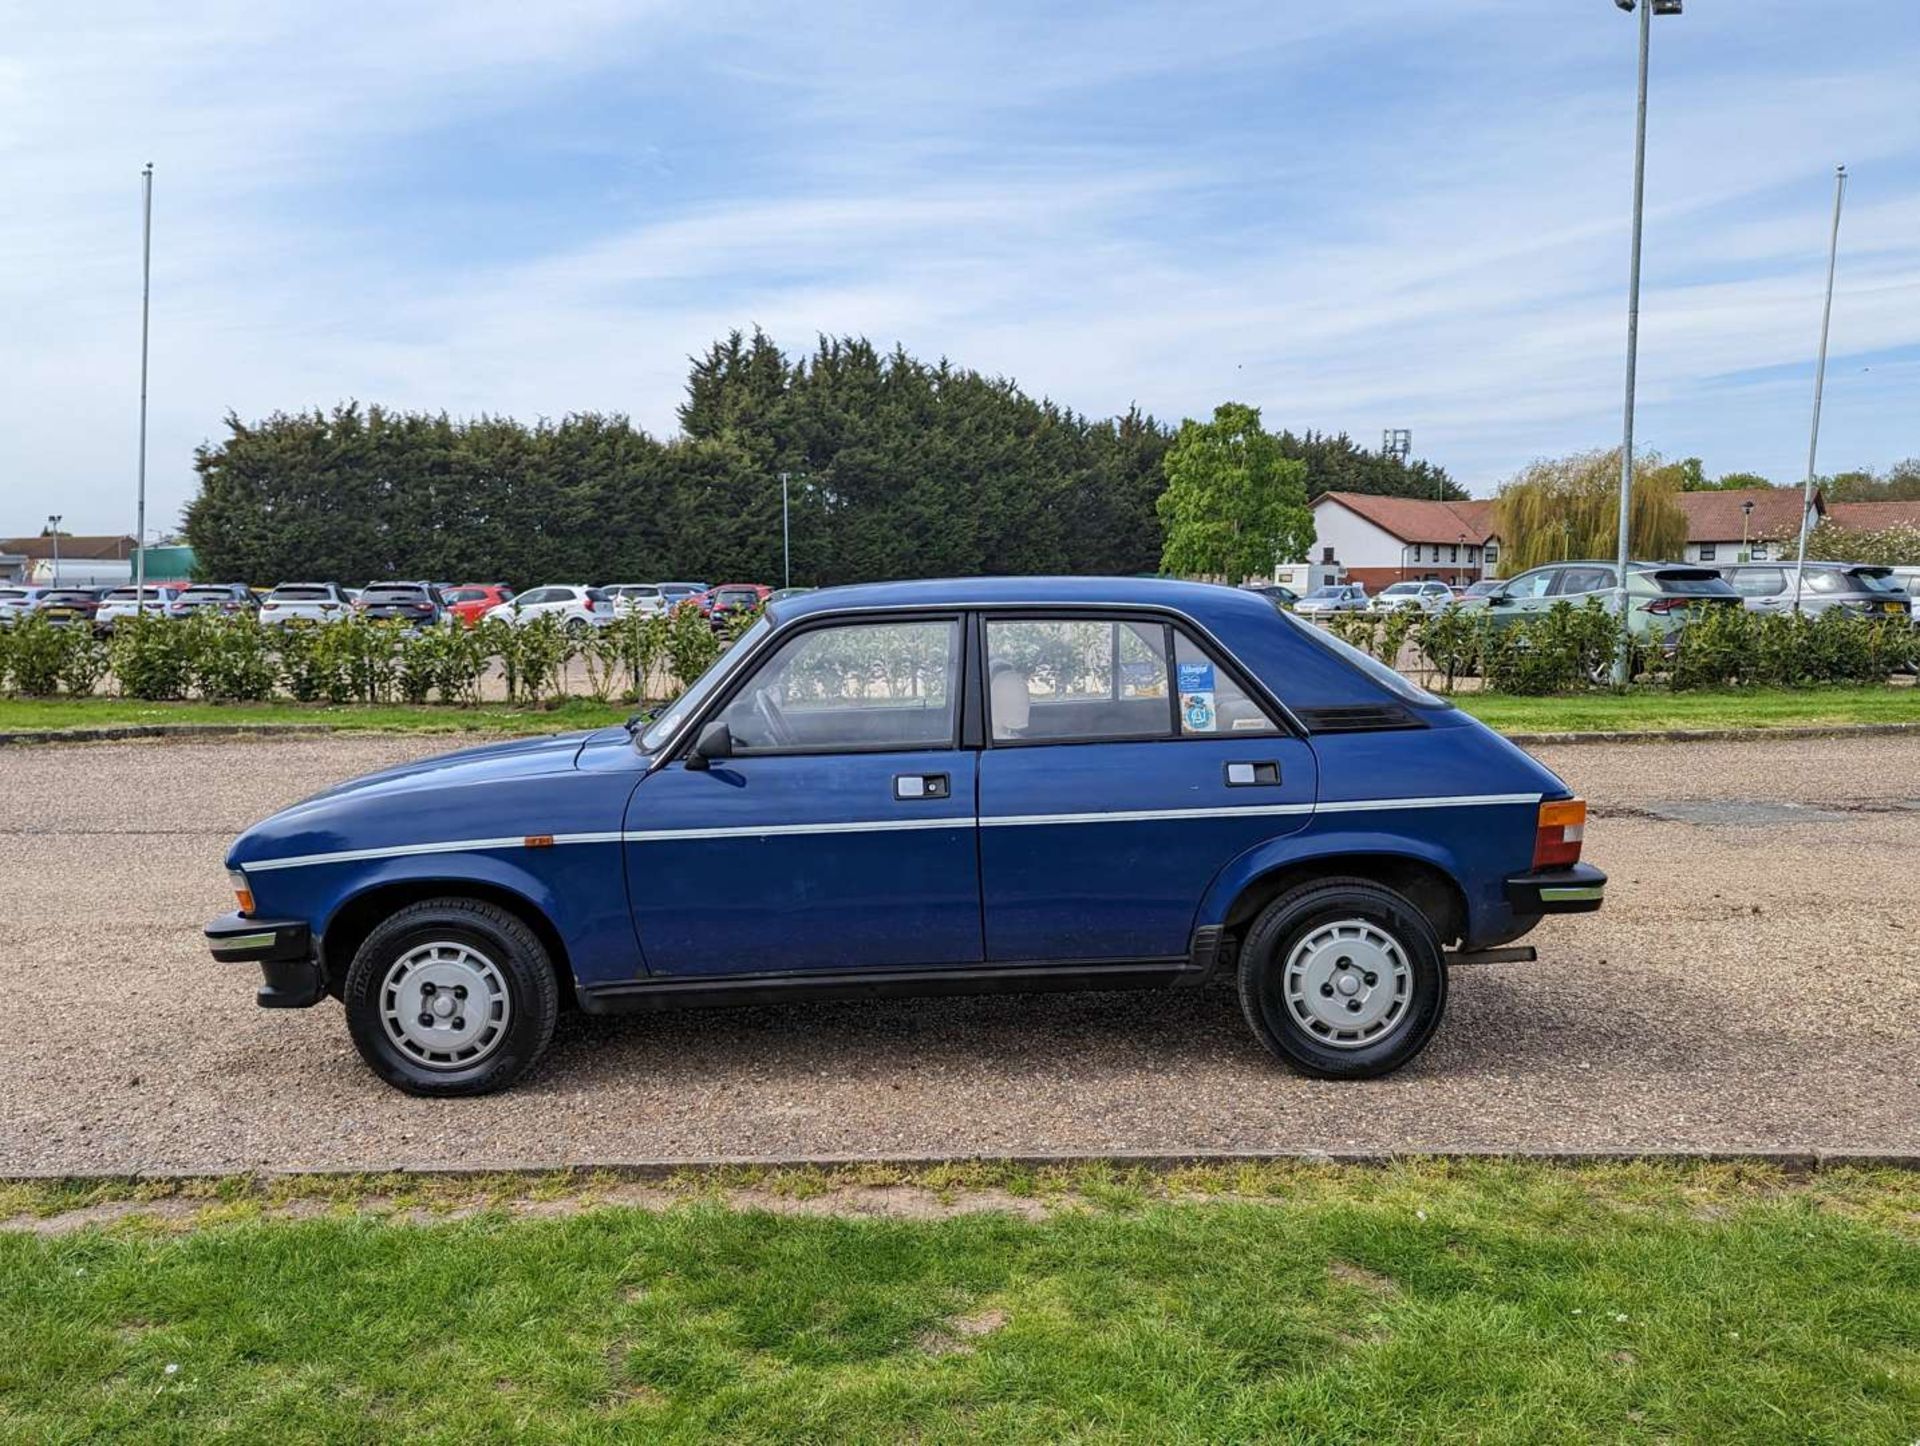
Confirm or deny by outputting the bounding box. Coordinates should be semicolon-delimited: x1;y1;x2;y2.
1845;569;1902;594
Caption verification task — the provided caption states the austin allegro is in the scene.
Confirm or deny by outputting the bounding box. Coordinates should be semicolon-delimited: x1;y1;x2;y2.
207;577;1605;1095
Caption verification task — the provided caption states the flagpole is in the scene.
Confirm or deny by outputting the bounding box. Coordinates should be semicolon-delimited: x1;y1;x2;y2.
135;163;154;597
1790;164;1847;614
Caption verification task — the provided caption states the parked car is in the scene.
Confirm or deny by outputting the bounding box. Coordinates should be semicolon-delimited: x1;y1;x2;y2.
95;584;189;630
29;588;103;628
602;583;667;619
1371;580;1456;615
1240;584;1299;608
656;581;710;612
704;582;772;631
176;583;260;618
1718;562;1913;621
1457;561;1739;645
260;582;354;627
356;581;450;628
0;586;54;626
1292;583;1370;616
442;584;515;628
208;576;1604;1096
483;584;612;633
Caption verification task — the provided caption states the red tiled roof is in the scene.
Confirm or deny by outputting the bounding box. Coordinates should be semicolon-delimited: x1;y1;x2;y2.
0;534;138;561
1827;500;1920;531
1312;492;1497;545
1671;488;1816;542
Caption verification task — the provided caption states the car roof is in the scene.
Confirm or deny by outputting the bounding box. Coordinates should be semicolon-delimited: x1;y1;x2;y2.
768;575;1282;628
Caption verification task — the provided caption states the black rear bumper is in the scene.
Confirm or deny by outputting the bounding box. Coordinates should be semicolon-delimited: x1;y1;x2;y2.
1504;863;1607;915
204;912;325;1008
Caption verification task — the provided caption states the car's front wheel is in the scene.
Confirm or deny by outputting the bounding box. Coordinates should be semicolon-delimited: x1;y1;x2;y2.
1237;878;1447;1079
342;897;560;1096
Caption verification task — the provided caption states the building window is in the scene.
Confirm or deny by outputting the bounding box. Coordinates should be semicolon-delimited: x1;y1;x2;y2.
1752;543;1770;561
1699;543;1717;562
1449;545;1459;563
1484;542;1499;564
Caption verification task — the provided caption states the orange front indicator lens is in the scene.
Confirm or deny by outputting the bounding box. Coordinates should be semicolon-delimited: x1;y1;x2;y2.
1534;799;1587;869
228;870;255;916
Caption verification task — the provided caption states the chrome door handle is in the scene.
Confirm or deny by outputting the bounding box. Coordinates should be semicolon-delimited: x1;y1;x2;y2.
894;773;950;800
1224;761;1282;787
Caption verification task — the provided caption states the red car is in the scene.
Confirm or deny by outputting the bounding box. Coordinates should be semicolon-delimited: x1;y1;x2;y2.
702;582;772;630
442;583;515;627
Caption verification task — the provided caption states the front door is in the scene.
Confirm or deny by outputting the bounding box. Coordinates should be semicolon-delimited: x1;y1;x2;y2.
976;615;1318;962
625;615;981;977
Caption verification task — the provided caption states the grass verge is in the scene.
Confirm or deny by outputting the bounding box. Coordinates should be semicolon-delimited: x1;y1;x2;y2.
0;685;1914;743
2;1161;1914;1442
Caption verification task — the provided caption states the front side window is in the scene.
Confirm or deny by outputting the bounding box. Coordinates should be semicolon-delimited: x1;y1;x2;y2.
1506;569;1558;599
718;619;958;753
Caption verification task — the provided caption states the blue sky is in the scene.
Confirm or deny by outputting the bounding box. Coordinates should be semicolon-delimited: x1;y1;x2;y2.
5;0;1918;534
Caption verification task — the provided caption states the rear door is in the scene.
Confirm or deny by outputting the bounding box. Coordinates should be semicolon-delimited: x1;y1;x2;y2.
626;614;981;977
976;613;1317;963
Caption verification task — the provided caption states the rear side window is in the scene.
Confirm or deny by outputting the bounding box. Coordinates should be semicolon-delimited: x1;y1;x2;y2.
986;618;1172;743
1555;566;1614;596
1173;633;1278;735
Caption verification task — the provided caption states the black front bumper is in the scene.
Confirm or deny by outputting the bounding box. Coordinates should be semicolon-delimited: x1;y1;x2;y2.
204;912;325;1008
1505;863;1607;915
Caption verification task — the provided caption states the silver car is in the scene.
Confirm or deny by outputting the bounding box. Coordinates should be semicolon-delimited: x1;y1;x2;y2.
95;584;189;631
1293;583;1371;617
603;583;667;619
1719;563;1913;622
1371;580;1455;615
0;586;52;627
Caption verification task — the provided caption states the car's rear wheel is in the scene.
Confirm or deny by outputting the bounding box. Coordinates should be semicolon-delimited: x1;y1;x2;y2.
1237;878;1447;1079
342;897;559;1096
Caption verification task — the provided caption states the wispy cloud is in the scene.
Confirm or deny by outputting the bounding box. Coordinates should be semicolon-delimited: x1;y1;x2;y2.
3;0;1917;533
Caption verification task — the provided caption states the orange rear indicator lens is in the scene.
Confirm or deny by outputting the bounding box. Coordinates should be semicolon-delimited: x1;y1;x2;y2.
1534;799;1587;869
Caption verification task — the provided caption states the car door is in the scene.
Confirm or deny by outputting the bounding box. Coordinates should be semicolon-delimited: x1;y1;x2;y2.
1728;567;1788;612
1490;566;1560;627
624;614;980;977
975;613;1317;963
1552;564;1617;607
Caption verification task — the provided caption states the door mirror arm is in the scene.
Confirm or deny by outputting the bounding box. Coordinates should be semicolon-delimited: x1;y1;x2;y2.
686;720;733;771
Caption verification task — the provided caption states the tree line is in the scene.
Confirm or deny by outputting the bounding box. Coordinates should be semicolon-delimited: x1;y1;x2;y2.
182;331;1459;587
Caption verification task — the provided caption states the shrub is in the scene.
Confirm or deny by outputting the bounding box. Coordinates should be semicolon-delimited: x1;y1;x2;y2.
1412;606;1480;692
312;617;399;703
512;615;575;702
54;628;111;698
110;616;195;700
605;613;670;704
187;613;277;702
1478;599;1619;695
274;624;339;702
664;602;722;691
6;615;68;696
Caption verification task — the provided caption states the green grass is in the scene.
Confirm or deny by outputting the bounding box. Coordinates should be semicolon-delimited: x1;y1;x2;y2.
1455;684;1917;735
0;685;1913;743
1;1162;1915;1443
0;696;629;736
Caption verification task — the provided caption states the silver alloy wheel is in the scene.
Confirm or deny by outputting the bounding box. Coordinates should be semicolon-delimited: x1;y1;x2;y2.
1282;918;1413;1050
379;940;512;1070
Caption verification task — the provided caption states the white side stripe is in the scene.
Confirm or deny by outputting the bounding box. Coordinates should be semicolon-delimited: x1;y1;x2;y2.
239;794;1540;870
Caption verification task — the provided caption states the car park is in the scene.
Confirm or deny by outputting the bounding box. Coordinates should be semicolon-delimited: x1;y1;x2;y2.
95;584;189;630
1718;562;1913;621
1458;561;1738;645
260;582;353;627
602;583;667;619
1292;583;1370;616
442;584;515;627
356;581;450;628
176;582;260;617
704;582;772;630
207;575;1604;1097
1371;580;1455;614
28;588;104;628
0;586;53;626
483;584;612;633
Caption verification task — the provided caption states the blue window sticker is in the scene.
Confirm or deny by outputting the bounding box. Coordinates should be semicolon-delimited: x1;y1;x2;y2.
1177;661;1215;694
1182;691;1217;732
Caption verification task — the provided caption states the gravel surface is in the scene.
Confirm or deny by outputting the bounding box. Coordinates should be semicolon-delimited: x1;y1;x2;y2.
1;732;1915;1174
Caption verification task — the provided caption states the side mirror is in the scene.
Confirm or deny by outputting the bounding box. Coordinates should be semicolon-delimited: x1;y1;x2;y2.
686;721;733;771
1487;591;1511;606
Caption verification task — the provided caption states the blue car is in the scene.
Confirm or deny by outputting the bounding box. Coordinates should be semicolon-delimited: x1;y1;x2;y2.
207;577;1605;1095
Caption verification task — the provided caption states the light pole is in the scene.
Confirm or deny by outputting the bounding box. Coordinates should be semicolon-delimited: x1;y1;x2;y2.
1740;498;1754;559
1790;165;1848;614
779;471;791;589
1609;0;1682;685
48;515;63;587
134;163;155;601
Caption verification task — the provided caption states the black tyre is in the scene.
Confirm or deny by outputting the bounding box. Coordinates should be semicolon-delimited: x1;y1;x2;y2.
342;897;560;1096
1237;877;1447;1080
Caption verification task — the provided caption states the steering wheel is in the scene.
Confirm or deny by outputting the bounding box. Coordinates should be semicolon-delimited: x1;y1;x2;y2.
752;689;795;747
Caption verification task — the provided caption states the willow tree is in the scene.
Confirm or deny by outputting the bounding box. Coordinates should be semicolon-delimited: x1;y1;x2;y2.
1491;448;1689;576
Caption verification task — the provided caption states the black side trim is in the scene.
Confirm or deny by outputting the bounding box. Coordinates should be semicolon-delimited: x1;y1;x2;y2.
1295;703;1424;733
1504;862;1607;915
577;957;1198;1014
1187;924;1225;982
